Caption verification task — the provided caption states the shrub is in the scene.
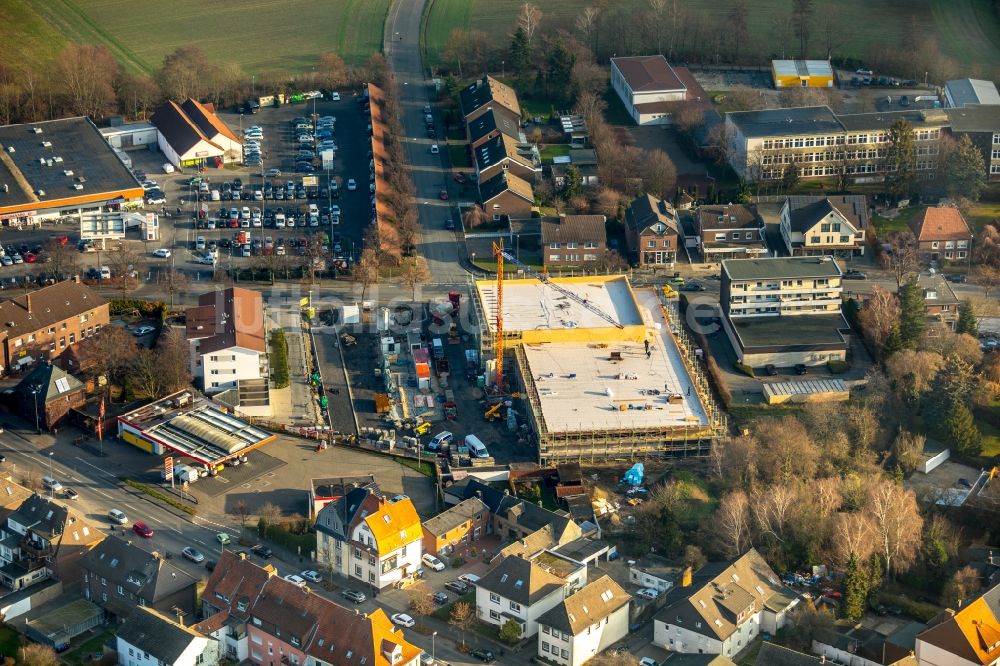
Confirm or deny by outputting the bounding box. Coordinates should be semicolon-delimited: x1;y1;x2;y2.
735;362;755;378
123;478;196;515
827;360;849;374
705;355;732;407
111;299;165;317
499;618;522;644
270;329;290;389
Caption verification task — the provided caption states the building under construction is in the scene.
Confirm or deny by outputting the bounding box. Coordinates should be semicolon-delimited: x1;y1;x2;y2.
471;275;726;465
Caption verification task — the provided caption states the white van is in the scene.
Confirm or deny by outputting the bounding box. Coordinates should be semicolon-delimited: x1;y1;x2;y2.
427;431;453;451
42;476;62;492
465;434;489;459
108;509;128;524
210;189;221;201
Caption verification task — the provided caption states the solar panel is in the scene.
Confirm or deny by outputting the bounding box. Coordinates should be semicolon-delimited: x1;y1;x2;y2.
55;377;70;393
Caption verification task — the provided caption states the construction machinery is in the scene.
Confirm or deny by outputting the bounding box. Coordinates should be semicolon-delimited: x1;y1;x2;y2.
484;402;503;422
491;240;624;389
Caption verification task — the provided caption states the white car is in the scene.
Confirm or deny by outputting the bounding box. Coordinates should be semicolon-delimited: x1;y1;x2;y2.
133;325;155;337
422;554;446;572
636;588;660;601
284;574;307;588
390;613;415;628
330;92;341;101
300;570;322;583
216;532;232;545
638;659;658;666
330;204;341;215
458;573;480;586
108;509;128;524
430;144;439;154
347;178;357;191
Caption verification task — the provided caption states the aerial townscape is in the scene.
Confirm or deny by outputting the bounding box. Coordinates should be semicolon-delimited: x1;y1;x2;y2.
2;1;1000;666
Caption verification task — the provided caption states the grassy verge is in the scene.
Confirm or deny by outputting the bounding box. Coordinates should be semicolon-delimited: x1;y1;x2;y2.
394;456;435;476
269;328;290;389
447;143;471;168
973;417;1000;457
60;628;114;665
0;625;18;658
433;590;476;620
123;478;197;516
966;200;1000;232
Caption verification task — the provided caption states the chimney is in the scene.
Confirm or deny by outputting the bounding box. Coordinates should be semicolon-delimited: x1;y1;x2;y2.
681;566;693;588
26;293;31;313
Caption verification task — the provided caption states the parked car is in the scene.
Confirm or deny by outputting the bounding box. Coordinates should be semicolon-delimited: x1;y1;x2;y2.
133;325;155;337
470;649;496;663
432;591;449;605
444;580;469;594
636;588;659;601
342;589;366;604
182;547;205;563
251;544;273;559
391;613;415;628
284;574;307;588
132;521;154;538
422;554;446;571
842;269;867;280
795;364;808;375
300;570;322;583
458;573;481;586
108;509;128;524
765;364;778;376
63;488;79;500
639;659;659;666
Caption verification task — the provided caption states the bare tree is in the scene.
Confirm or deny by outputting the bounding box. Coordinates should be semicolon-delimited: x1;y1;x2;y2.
400;257;431;300
106;242;140;297
642;149;677;199
516;3;543;50
881;231;919;287
407;582;436;630
716;490;752;558
667;0;685;57
575;6;601;52
42;239;79;277
833;511;877;566
258;502;282;532
19;644;58;666
80;325;140;390
942;565;981;608
449;601;475;648
818;5;846;59
158;267;188;309
156;328;191;393
462;206;490;230
857;286;901;349
230;499;251;532
753;417;819;484
728;0;750;62
352;247;380;301
892;431;926;476
158;46;215;101
131;347;162;399
791;0;814;58
317;52;349;90
647;0;667;54
56;44;120;119
750;483;797;545
866;478;923;578
971;265;1000;297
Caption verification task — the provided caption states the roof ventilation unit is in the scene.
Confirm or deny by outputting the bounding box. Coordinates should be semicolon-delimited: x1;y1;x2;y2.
32;127;42;134
53;156;63;163
6;146;13;153
73;184;84;190
64;170;74;177
41;141;52;148
36;190;45;196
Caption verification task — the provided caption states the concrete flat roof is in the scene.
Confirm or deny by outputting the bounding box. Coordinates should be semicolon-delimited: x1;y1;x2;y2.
476;275;643;334
520;289;708;434
731;314;848;349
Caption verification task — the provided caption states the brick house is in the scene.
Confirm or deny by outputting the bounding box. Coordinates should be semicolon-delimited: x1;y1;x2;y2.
540;215;608;270
625;194;680;267
479;172;534;220
911;206;973;262
421;497;489;557
779;195;869;257
0;280;108;375
475;133;541;184
460;76;522;127
14;362;86;430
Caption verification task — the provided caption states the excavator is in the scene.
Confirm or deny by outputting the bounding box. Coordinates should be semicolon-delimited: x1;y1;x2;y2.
484;402;503;422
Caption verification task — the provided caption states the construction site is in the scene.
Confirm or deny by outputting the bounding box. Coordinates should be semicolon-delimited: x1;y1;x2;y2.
471;268;727;465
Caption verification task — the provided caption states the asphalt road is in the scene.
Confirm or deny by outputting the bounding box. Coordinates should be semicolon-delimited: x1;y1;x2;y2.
384;0;467;285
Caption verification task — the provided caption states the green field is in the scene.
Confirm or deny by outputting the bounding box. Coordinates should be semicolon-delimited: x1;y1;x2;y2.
16;0;389;74
0;0;69;66
423;0;1000;73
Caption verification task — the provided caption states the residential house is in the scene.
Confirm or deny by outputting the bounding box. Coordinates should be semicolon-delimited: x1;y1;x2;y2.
151;99;242;168
0;494;103;591
197;550;276;662
610;56;688;125
475;133;541;184
720;256;849;368
536;575;631;666
944;79;1000;108
911;207;973;262
540;215;608;269
915;583;1000;666
696;204;768;262
724;106;948;183
460;76;522;127
479;171;534;220
467;109;522;150
14;362;86;430
771;60;834;88
916;273;961;329
624;194;680;267
652;549;800;659
198;550;422;666
116;606;218;666
814;620;924;666
664;656;737;666
80;536;198;621
186;287;268;396
779;195;869;257
551;149;600;189
315;486;423;591
945;106;1000;182
476;554;576;638
421;497;489;558
630;555;679;594
0;279;108;375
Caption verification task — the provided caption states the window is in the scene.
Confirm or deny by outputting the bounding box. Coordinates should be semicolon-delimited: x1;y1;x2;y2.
510;601;521;612
69;333;75;343
490;593;500;603
117;585;124;596
567;243;577;249
489;610;501;621
542;626;550;635
549;243;561;249
745;232;752;239
931;241;940;249
549;254;560;262
562;650;569;659
647;240;655;248
542;642;550;653
355;565;362;576
993;133;1000;144
731;232;739;240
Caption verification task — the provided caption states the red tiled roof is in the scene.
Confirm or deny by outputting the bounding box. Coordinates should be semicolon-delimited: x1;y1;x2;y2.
912;207;973;242
186;287;265;355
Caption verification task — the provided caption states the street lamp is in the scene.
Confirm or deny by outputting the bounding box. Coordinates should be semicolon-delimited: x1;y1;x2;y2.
432;631;437;662
30;388;40;434
46;452;54;498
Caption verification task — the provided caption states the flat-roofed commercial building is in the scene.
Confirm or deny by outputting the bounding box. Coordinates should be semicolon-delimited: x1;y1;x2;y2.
771;60;834;88
0;117;143;229
721;256;849;368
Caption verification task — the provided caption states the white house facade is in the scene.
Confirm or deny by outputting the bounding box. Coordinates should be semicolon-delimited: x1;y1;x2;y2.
476;556;572;639
610;56;687;126
537;576;631;666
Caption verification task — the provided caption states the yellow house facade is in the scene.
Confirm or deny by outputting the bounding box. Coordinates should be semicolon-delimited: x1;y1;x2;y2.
772;60;834;88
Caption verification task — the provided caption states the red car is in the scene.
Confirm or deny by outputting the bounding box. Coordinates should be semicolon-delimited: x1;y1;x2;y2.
452;173;467;185
439;189;449;201
23;252;36;263
132;521;154;538
229;219;239;228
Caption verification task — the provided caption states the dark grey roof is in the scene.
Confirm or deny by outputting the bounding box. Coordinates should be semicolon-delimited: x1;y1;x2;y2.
459;76;520;118
784;195;868;234
727;106;843;138
663;654;737;666
7;494;68;541
837;109;950;131
81;536;197;603
15;362;84;404
116;607;205;663
625;194;679;236
315;485;378;538
456;479;518;515
477;556;565;606
499;499;574;536
151;101;215;157
722;256;842;281
945;105;1000;132
540;215;607;246
0;117;141;209
946;78;1000;107
468;109;520;144
568;149;598;166
754;643;823;666
422;498;488;536
697;204;762;232
537;575;629;635
552;537;610;562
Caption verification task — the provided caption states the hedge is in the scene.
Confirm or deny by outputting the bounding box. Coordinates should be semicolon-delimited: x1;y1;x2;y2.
735;362;755;378
258;520;315;554
123;478;196;515
111;299;167;319
827;360;849;374
270;329;290;389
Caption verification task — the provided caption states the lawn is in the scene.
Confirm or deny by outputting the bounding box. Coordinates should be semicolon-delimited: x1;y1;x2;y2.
0;0;69;67
447;143;471;168
966;200;1000;232
539;143;570;164
974;417;1000;458
22;0;390;74
61;628;114;666
871;206;924;238
422;0;1000;73
0;625;18;658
